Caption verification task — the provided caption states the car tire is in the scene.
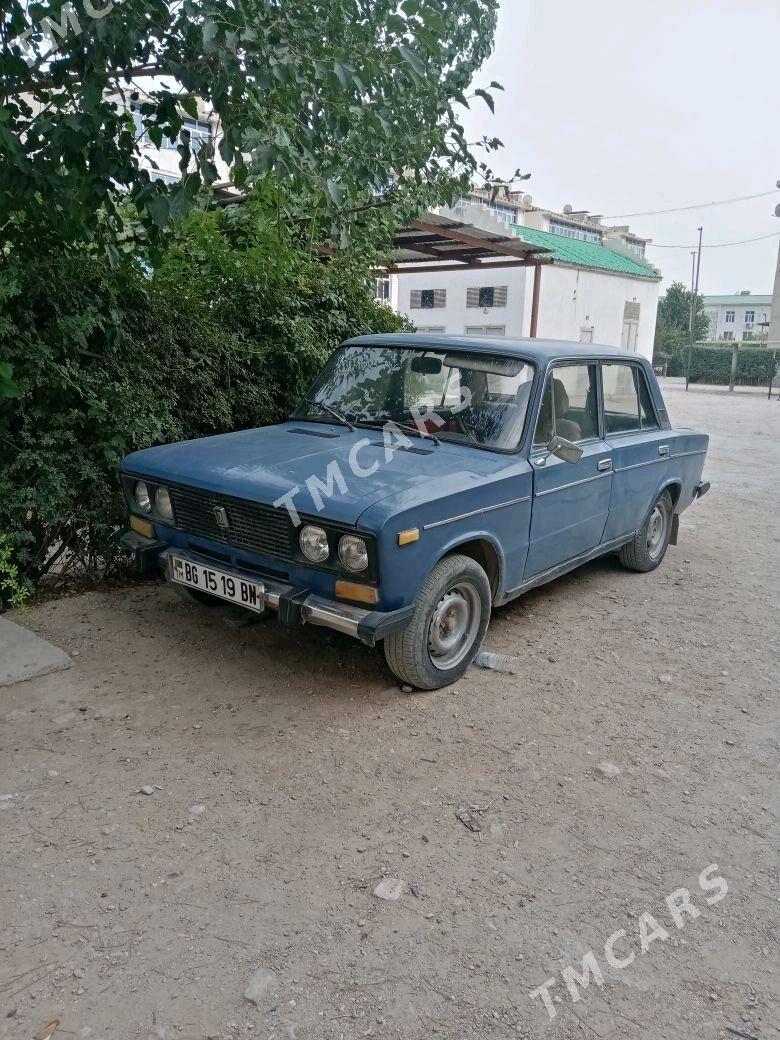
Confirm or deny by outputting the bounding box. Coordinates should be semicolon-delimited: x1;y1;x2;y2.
383;553;491;691
619;489;674;572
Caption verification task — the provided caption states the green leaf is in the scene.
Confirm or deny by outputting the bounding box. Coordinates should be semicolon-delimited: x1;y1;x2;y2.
473;88;494;113
325;178;345;206
181;96;199;120
399;45;426;77
146;195;171;227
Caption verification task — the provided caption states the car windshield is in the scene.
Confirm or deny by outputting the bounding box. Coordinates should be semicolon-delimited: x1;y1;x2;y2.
294;345;536;450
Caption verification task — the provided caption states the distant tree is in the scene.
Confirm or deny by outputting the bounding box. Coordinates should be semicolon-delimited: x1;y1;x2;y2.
655;281;710;356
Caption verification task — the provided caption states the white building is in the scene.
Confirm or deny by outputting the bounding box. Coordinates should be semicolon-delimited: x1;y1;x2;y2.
701;292;772;343
123;95;231;186
384;193;662;360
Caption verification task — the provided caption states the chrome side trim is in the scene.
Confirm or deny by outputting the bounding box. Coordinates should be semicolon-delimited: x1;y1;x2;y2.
499;531;636;603
614;456;668;474
670;449;707;459
422;495;531;531
535;471;611;497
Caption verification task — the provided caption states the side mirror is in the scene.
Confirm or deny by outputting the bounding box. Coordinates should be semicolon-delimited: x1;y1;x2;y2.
547;434;583;464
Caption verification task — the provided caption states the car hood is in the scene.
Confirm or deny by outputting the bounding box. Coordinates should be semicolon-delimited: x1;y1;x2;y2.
122;421;504;526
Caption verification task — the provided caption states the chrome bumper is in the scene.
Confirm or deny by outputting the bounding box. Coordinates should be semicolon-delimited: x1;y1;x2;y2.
122;541;413;646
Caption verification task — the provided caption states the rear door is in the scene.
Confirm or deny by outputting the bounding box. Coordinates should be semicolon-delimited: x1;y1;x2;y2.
601;361;671;540
524;362;613;577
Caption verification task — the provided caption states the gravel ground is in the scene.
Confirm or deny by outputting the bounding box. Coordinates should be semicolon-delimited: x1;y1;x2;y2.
1;379;778;1040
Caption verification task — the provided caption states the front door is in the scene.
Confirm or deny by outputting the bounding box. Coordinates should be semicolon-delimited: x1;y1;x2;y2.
524;362;613;577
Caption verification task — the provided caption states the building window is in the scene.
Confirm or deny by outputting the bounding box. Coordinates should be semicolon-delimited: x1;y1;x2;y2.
410;288;446;309
742;331;755;341
548;218;603;244
458;196;518;225
129;105;213;154
624;239;646;257
725;310;735;323
374;276;390;304
466;286;508;309
722;331;734;341
415;325;446;334
744;310;755;323
182;116;213;155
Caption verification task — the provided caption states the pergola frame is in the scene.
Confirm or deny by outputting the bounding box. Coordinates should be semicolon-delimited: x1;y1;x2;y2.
383;215;554;337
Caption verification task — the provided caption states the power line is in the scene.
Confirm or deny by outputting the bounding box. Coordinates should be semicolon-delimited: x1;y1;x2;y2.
649;231;780;250
602;189;779;219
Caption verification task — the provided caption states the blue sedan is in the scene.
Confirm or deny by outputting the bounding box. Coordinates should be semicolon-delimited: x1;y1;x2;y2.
119;335;710;690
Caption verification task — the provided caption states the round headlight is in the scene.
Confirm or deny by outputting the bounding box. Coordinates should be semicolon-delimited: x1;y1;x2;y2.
300;525;330;563
134;480;151;513
338;534;369;573
155;486;174;523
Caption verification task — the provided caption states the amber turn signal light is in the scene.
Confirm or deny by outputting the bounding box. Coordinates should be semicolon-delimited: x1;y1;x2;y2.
397;528;420;546
335;581;379;605
130;514;155;539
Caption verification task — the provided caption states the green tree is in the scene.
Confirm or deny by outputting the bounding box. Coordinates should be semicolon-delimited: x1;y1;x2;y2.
0;196;410;588
1;0;501;253
654;281;710;356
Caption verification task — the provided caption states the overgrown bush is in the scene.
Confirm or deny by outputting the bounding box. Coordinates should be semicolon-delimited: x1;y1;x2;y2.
0;202;407;592
667;345;777;385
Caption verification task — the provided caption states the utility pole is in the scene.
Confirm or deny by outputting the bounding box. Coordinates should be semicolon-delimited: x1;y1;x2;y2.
685;226;703;391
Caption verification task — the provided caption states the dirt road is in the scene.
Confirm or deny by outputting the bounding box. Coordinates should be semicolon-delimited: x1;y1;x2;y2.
1;380;778;1040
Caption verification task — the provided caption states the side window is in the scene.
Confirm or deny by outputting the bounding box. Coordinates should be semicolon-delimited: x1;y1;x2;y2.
533;364;598;446
602;363;641;434
636;369;659;429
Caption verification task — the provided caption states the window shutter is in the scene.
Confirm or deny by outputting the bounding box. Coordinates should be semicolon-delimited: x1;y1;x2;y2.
494;286;508;307
410;290;422;309
433;289;446;308
466;287;480;308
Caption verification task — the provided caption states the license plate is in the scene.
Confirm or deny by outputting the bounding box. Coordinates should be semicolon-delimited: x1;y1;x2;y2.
169;556;265;612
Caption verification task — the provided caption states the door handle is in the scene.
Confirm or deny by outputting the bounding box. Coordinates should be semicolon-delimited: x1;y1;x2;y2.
597;459;612;472
658;444;670;457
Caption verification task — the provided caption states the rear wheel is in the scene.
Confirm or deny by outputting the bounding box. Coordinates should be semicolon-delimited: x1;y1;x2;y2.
619;490;673;572
383;554;491;690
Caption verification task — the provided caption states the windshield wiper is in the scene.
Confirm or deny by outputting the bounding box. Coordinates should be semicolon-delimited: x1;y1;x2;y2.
300;397;356;432
355;417;440;447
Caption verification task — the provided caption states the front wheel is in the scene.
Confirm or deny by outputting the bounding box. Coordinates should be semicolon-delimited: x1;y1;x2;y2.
619;490;673;572
383;554;491;690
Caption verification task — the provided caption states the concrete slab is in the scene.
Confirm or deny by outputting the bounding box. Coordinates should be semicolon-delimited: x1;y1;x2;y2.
0;617;71;687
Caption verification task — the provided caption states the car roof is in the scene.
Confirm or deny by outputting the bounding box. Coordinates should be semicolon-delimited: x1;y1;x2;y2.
341;333;644;365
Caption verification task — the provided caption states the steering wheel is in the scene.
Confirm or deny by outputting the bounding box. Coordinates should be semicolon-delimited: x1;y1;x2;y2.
451;409;478;439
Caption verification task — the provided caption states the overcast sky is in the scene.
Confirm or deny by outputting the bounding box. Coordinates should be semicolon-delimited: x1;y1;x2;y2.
461;0;779;295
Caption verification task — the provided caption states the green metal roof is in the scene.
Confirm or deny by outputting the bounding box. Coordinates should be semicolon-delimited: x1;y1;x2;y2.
511;225;661;280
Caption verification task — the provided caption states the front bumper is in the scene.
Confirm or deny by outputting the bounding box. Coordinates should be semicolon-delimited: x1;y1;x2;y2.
118;531;412;647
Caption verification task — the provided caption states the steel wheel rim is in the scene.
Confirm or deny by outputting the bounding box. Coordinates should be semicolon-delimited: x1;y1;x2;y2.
646;504;668;559
427;581;481;670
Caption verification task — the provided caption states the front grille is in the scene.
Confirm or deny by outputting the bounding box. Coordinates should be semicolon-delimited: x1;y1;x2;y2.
170;485;293;562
